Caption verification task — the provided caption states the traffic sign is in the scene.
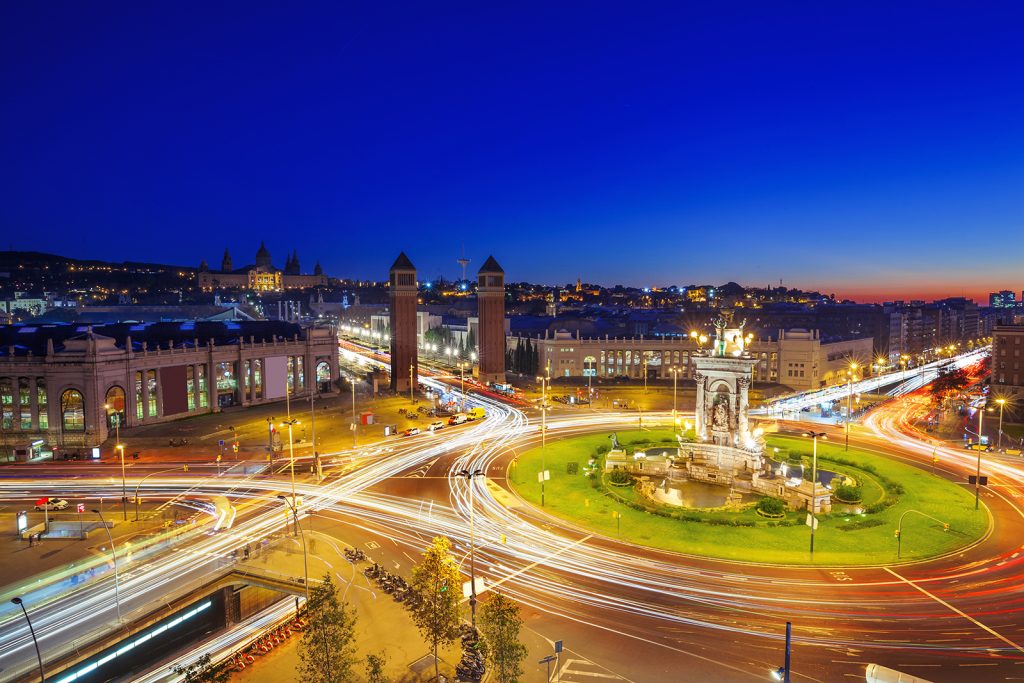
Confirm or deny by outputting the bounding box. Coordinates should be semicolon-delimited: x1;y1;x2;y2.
35;497;48;506
218;439;225;446
77;503;85;513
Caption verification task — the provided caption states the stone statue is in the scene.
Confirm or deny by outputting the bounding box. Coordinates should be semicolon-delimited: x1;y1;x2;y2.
713;401;728;429
609;432;621;450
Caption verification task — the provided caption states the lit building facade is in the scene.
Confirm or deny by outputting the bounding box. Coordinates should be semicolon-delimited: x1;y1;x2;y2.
0;321;339;461
992;325;1024;420
197;242;327;292
512;328;872;390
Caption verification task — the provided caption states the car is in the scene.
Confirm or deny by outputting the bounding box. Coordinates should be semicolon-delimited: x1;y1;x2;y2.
448;414;468;425
403;427;421;436
428;421;445;432
35;498;69;511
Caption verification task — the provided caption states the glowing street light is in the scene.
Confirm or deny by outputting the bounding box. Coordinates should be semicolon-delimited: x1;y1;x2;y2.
802;431;827;557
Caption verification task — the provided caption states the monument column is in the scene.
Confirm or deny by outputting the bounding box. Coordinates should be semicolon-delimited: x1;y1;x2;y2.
389;253;418;394
738;375;751;438
694;371;706;440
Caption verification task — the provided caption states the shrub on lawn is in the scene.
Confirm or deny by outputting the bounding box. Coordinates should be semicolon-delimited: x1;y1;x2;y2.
756;497;786;516
566;462;579;475
837;518;884;531
833;484;863;503
607;469;634;486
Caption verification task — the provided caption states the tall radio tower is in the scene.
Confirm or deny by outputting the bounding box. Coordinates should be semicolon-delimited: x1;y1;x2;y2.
457;245;471;283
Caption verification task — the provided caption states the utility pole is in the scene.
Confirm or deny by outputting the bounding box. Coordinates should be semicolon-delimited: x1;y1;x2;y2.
803;431;826;557
409;363;414;403
350;376;357;448
540;374;548;507
975;401;986;510
457;469;484;629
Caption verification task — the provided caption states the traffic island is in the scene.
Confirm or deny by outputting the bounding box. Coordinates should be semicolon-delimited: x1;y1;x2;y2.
507;430;989;565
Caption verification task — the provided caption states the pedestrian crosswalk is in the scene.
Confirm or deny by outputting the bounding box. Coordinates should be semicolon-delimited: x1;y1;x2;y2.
555;657;632;682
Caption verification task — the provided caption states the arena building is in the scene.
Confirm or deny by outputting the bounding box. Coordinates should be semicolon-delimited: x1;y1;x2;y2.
0;320;339;461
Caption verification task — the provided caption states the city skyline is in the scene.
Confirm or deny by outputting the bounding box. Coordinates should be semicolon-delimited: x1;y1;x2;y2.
2;3;1022;303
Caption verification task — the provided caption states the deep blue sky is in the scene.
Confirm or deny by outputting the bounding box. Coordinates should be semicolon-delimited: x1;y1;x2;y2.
2;2;1022;301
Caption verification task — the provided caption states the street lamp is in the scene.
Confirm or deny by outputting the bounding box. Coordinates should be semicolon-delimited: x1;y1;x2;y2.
456;468;484;629
996;397;1007;452
537;374;549;506
802;431;827;557
105;403;127;521
276;495;310;604
845;362;858;451
974;402;990;511
458;362;468;412
770;621;792;683
279;417;301;535
669;367;681;419
92;509;122;623
11;597;45;683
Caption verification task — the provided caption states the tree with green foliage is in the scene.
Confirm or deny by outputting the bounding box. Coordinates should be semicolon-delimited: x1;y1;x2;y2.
479;592;529;683
298;573;359;683
365;651;389;683
411;536;463;683
172;653;231;683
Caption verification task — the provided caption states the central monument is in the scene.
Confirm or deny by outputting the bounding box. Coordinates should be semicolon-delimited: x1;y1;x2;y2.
693;315;759;452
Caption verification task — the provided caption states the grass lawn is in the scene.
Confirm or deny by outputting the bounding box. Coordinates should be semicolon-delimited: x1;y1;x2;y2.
508;430;989;565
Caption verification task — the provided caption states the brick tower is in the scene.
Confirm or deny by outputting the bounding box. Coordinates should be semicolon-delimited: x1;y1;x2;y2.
389;252;418;393
477;255;506;384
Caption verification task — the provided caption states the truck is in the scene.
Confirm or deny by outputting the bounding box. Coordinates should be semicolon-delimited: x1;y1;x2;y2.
448;413;468;425
468;407;486;421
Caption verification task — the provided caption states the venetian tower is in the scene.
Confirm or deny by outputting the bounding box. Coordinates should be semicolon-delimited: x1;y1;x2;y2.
389;252;418;393
476;255;506;384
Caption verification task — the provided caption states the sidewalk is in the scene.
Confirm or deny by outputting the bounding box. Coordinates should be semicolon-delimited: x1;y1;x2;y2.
232;533;462;682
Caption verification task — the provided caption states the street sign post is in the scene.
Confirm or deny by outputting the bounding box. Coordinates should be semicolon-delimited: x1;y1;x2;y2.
77;503;85;536
539;655;557;683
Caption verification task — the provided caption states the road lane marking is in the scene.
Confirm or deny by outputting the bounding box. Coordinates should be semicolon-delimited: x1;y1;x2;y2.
884;566;1024;655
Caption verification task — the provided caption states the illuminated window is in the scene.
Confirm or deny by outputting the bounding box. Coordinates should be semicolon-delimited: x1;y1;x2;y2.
147;370;157;417
135;371;144;420
105;386;126;428
253;360;262;399
0;378;12;429
187;366;195;411
197;365;208;408
61;389;85;431
37;380;47;430
19;378;31;430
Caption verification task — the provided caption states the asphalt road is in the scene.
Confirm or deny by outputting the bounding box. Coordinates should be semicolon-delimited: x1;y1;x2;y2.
1;370;1022;682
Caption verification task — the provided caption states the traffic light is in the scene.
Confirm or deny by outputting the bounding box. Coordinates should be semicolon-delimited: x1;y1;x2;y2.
183;464;189;472
894;529;900;538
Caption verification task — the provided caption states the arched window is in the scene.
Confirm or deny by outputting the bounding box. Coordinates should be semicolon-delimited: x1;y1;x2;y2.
61;389;85;432
105;386;126;429
316;361;331;393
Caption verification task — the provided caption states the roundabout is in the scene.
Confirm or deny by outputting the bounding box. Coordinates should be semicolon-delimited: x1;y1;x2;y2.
507;429;990;564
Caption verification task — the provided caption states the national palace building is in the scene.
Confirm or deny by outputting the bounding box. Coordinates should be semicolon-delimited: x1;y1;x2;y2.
197;242;328;292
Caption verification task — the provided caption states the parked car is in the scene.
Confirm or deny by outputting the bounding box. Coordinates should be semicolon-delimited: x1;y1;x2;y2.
35;498;69;511
403;427;421;436
428;421;445;432
467;407;486;421
448;414;468;425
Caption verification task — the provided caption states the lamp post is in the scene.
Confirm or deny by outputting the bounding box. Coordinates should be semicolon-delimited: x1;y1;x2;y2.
459;362;467;412
975;401;988;510
134;467;178;521
409;364;415;403
802;431;827;557
457;468;484;629
845;362;858;451
11;597;45;683
348;375;357;448
276;495;310;604
896;509;950;559
670;367;680;417
92;509;122;623
105;403;127;521
537;374;549;507
996;398;1007;452
280;416;301;535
